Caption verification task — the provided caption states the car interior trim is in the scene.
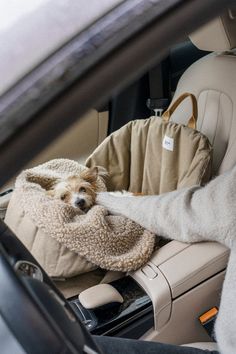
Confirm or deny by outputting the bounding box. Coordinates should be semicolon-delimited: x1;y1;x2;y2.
0;0;229;186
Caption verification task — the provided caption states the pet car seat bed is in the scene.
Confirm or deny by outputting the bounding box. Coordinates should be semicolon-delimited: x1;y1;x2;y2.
5;159;155;279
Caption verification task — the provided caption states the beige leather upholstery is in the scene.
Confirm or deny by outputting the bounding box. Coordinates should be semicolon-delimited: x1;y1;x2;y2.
170;52;236;175
139;270;224;345
182;342;218;351
79;284;123;309
190;9;236;51
138;10;236;347
131;241;228;337
150;241;229;299
171;10;236;350
171;8;236;176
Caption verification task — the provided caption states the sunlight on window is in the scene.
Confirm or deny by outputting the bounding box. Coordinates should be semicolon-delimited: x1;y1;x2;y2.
0;0;49;31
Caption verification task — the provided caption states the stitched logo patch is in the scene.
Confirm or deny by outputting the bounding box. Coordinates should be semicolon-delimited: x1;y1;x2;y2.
162;135;174;151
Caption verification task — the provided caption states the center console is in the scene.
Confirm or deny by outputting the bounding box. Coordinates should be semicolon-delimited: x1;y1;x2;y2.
70;276;154;338
69;240;229;344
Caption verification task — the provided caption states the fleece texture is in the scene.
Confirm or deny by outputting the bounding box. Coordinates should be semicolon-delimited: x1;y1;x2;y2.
5;159;155;276
97;165;236;354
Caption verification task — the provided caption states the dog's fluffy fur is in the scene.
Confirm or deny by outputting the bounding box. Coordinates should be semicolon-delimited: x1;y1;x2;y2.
47;166;107;212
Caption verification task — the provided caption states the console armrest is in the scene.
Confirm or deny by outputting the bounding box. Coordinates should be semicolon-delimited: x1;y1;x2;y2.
130;240;229;330
152;241;229;298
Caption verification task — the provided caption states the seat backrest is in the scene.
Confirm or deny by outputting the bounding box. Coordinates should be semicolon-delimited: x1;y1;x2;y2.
169;9;236;175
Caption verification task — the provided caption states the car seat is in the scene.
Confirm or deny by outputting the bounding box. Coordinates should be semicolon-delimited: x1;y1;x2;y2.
171;9;236;177
174;8;236;351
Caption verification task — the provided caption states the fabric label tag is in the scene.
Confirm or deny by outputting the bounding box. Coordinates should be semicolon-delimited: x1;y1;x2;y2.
162;135;174;151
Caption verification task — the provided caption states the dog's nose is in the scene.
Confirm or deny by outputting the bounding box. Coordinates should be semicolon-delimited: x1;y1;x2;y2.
75;198;85;208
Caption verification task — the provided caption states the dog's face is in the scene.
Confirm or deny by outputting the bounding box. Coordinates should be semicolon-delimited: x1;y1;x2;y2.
47;166;107;212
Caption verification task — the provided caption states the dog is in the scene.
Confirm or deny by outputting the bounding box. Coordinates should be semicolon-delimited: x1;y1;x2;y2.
47;166;107;213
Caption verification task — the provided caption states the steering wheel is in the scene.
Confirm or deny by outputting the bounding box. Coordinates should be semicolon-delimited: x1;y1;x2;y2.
0;220;102;354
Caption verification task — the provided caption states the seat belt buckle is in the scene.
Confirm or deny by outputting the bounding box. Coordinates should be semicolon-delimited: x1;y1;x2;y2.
199;307;218;340
146;98;169;117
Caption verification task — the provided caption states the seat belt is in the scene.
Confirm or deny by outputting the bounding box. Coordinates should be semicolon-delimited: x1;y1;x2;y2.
146;59;170;117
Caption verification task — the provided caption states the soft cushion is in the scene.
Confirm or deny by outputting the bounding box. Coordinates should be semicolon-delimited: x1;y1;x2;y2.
5;159;155;278
86;116;212;193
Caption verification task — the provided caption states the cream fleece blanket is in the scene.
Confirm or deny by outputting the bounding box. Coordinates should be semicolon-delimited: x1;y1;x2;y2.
6;159;155;275
97;165;236;354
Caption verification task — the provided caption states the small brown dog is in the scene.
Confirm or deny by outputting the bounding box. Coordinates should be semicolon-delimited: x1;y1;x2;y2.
47;166;107;212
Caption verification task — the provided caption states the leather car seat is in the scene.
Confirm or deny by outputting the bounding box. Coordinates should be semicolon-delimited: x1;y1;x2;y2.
174;7;236;352
171;8;236;177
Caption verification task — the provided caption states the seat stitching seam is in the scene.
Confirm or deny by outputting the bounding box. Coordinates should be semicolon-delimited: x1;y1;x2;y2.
200;90;209;131
212;92;221;145
171;252;229;290
219;17;231;48
218;98;235;170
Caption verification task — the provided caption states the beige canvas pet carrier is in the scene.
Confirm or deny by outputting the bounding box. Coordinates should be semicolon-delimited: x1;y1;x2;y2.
86;92;213;194
5;92;213;297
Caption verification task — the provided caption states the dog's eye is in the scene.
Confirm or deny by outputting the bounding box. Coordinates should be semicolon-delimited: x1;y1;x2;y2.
61;194;66;200
79;187;86;193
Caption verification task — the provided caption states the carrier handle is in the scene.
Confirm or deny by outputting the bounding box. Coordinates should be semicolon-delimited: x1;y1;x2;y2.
162;92;198;129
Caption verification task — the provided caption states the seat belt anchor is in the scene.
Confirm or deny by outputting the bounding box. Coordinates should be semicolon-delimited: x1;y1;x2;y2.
146;98;169;117
154;108;163;117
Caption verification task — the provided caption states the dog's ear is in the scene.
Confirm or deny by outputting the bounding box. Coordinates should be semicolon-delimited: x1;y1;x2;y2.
80;167;98;183
81;166;108;183
46;179;61;197
96;166;109;180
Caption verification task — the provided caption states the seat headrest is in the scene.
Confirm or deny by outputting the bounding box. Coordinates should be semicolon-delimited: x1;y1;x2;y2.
190;7;236;52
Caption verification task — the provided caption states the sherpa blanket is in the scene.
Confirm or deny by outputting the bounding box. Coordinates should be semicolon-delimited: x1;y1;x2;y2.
5;159;155;277
97;165;236;354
